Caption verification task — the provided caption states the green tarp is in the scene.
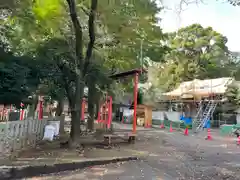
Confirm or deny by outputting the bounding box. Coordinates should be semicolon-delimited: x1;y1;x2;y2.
220;124;240;135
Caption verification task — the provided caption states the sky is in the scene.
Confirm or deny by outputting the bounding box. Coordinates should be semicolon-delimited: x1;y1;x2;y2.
158;0;240;52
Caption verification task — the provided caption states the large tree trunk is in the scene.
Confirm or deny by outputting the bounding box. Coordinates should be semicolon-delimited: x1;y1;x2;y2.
87;81;95;131
70;80;84;141
66;0;97;145
67;82;84;145
66;0;85;144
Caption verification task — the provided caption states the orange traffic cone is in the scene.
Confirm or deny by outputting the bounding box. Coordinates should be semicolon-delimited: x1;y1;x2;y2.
184;127;188;136
169;123;173;132
205;128;212;140
237;136;240;145
160;121;164;129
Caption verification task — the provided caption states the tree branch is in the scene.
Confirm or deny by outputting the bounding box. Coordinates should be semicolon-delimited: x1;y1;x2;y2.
170;0;206;16
228;0;240;6
66;0;84;68
83;0;98;76
56;61;75;103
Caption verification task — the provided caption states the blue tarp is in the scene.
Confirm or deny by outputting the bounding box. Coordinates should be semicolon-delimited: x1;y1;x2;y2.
180;115;211;128
180;115;192;125
203;119;211;128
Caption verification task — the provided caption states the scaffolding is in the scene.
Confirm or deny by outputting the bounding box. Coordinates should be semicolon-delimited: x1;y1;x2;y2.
163;77;233;132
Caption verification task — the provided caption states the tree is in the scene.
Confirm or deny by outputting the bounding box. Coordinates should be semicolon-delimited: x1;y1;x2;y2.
225;83;240;112
154;24;230;91
0;46;40;105
97;0;167;70
63;0;98;145
227;52;240;80
227;0;240;5
69;0;167;130
2;0;167;142
1;0;98;145
94;0;168;107
85;57;112;130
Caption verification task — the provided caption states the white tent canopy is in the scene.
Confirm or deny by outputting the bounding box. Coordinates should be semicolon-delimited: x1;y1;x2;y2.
163;77;234;98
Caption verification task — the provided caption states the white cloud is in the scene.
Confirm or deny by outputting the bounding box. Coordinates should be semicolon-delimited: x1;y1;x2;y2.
159;0;240;52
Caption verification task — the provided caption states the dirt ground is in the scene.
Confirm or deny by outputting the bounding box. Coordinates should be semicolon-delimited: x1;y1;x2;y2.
25;128;240;180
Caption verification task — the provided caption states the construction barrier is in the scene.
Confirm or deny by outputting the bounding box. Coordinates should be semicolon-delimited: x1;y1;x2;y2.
152;119;187;130
220;124;240;136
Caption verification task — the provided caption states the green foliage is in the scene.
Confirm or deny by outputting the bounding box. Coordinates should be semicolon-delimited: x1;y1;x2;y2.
33;0;63;20
88;0;168;99
1;0;167;102
97;0;167;71
3;0;238;109
153;24;231;91
225;83;240;111
35;37;76;101
0;47;40;105
137;89;143;105
0;0;16;9
2;0;67;56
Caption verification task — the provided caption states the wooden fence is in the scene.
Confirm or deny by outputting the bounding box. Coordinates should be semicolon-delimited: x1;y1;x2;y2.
0;119;47;158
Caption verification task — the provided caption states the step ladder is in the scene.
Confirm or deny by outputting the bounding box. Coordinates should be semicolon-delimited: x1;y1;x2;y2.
193;100;218;132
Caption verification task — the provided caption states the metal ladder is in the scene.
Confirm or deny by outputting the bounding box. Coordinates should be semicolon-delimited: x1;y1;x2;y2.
194;100;203;120
192;100;203;132
193;100;218;132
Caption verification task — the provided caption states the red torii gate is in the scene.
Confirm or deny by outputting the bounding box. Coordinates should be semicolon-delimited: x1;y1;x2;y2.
96;95;112;129
81;92;113;129
109;68;146;134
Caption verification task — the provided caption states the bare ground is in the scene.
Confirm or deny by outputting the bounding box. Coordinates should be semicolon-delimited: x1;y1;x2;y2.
24;128;240;180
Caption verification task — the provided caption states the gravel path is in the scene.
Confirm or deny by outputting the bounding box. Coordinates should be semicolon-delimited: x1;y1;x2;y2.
27;129;240;180
29;161;164;180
